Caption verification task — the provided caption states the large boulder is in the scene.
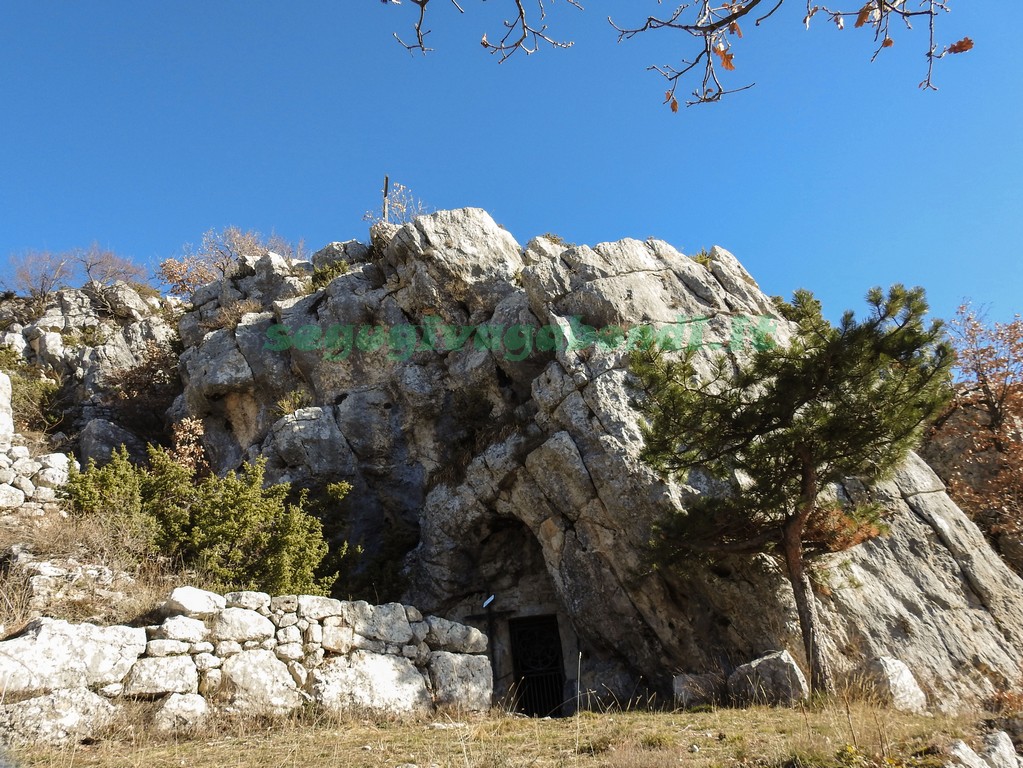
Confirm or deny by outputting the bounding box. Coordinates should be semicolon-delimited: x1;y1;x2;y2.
219;650;301;715
151;692;209;734
163;586;226;618
122;656;198;697
727;651;809;706
0;618;146;695
0;688;116;746
426;652;493;711
857;657;927;713
310;651;432;715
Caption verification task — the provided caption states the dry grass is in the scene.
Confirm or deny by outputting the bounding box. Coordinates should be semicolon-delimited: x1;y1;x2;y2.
5;700;980;768
0;511;215;634
199;298;264;332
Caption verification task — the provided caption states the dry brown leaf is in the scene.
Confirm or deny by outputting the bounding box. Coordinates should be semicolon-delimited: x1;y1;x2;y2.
854;4;872;28
714;47;736;71
947;37;974;54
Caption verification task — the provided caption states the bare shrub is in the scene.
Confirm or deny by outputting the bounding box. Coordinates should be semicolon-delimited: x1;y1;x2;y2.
105;339;182;445
74;242;148;286
161;227;304;298
364;180;431;225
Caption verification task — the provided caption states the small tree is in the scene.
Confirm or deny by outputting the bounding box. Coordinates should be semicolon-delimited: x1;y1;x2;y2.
632;285;952;694
363;178;432;225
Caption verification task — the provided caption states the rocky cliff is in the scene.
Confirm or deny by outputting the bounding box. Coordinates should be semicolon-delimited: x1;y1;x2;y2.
3;208;1022;713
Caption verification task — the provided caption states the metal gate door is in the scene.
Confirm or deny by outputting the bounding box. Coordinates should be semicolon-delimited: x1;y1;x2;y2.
508;615;565;717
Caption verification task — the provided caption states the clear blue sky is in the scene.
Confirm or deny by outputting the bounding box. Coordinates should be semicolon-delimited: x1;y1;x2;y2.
1;1;1018;323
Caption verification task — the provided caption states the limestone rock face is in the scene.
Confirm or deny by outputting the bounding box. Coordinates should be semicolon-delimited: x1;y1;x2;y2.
673;673;724;709
79;418;147;465
817;454;1023;712
311;651;432;715
168;208;1023;707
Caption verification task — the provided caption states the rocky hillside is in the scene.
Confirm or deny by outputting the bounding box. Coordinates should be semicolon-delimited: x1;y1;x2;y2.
3;208;1023;713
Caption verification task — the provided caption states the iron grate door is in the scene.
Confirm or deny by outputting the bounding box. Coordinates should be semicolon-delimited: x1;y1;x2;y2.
508;615;565;717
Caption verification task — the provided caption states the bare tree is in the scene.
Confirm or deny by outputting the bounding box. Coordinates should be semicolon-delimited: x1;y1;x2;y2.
73;243;148;286
8;250;73;304
389;0;971;106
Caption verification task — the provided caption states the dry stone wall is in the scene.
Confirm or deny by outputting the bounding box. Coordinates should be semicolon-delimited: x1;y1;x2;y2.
0;586;492;746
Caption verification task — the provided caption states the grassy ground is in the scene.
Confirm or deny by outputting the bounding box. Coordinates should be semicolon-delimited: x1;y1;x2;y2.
6;700;981;768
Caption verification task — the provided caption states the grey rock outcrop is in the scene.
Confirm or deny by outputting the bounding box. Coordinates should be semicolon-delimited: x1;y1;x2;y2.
1;280;182;459
979;732;1021;768
310;651;432;715
156;208;1023;709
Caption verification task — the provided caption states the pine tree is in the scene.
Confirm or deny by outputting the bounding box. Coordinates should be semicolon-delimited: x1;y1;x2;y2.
632;284;953;694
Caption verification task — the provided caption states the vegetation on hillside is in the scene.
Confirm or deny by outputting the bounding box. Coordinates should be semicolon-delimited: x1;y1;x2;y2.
926;304;1023;560
62;434;341;596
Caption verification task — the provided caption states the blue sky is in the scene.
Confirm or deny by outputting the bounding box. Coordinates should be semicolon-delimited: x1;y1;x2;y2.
1;1;1018;323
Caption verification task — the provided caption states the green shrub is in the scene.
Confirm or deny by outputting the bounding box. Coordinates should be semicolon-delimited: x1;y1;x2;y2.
311;260;349;289
62;446;340;595
691;248;713;268
0;344;64;434
61;325;110;350
179;458;334;595
63;447;158;563
275;388;312;418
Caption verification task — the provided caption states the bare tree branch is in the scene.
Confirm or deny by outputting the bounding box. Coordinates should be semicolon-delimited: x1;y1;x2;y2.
387;0;967;105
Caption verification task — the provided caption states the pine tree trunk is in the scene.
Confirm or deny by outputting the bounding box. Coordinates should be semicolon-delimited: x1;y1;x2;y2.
781;518;834;696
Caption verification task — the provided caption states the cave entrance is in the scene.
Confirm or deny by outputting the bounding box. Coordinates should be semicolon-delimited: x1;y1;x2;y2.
508;615;565;717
